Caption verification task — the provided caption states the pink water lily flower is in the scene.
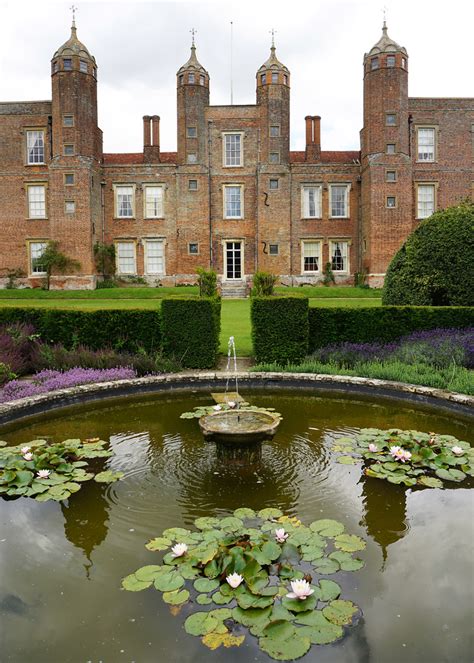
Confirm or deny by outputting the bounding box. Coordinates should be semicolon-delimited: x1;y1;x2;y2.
171;543;188;557
227;401;236;409
226;573;243;589
20;446;31;454
37;469;50;479
451;446;464;456
275;528;288;543
390;446;411;462
368;443;378;453
213;405;222;411
286;579;314;600
23;452;33;461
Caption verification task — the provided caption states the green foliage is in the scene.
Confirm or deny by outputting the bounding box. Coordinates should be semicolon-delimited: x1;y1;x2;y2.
93;242;116;280
323;262;336;286
308;306;474;350
251;272;278;297
330;428;473;488
196;268;218;297
96;279;118;289
122;509;363;660
34;241;81;290
0;437;123;501
383;201;474;306
161;297;221;368
251;297;309;364
0;308;162;353
1;268;26;289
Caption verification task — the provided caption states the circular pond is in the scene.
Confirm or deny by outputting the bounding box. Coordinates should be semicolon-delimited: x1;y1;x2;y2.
0;389;472;663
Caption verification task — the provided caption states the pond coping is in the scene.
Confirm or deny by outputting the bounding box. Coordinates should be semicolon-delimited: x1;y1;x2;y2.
0;372;472;426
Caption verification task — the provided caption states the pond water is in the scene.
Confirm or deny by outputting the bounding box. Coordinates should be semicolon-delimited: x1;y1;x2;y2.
0;390;472;663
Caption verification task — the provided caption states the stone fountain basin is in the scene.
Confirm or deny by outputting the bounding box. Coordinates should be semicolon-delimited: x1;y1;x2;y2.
199;409;281;444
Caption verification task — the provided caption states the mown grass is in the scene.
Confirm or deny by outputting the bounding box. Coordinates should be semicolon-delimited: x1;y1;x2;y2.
252;360;474;395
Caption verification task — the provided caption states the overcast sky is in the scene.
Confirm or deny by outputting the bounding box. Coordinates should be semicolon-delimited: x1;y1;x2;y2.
1;0;473;153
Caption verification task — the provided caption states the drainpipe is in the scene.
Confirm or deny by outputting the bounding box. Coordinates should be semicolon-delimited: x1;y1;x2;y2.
289;167;293;283
255;128;261;274
207;120;213;269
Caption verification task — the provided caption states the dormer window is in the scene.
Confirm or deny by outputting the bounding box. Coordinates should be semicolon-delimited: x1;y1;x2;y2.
386;55;395;67
261;73;266;85
80;60;88;73
371;57;379;70
63;58;72;71
271;72;278;83
188;73;195;84
199;75;205;85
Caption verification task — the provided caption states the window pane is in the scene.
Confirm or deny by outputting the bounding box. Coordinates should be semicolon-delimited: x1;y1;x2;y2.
224;134;241;166
417;128;435;161
188;73;195;83
145;241;164;274
145;186;163;218
417;185;435;218
270;125;279;137
188;180;198;190
269;152;279;164
27;131;45;164
117;242;136;274
269;179;278;190
269;244;279;255
331;242;348;272
80;60;88;73
387;55;395;67
65;201;75;213
63;58;72;70
303;186;321;218
30;242;47;273
331;186;348;217
189;243;199;254
28;186;46;218
371;57;379;70
303;242;320;272
225;186;242;217
116;186;134;217
271;72;278;83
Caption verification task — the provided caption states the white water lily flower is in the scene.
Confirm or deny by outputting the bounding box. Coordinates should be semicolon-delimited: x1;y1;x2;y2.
368;443;378;453
23;452;33;461
286;579;314;600
227;401;236;409
37;469;50;479
213;405;222;411
171;543;188;557
451;446;464;456
275;528;288;543
226;573;244;589
21;446;31;454
400;450;412;462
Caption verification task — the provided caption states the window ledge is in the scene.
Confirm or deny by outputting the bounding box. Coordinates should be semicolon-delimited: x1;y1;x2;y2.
114;217;136;221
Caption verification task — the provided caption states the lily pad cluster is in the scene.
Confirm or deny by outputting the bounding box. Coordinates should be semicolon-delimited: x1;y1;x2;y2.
0;438;123;501
333;428;474;488
122;508;365;660
180;402;281;420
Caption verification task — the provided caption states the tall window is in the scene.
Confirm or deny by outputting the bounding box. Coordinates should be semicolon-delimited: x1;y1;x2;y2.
224;185;243;218
330;185;349;218
386;55;395;67
27;185;46;218
63;58;72;71
271;72;279;83
371;57;379;70
223;133;242;166
80;60;88;73
330;241;349;272
29;242;47;274
302;241;321;273
145;240;165;274
144;185;164;218
115;185;134;218
417;184;435;219
302;186;322;218
116;242;136;274
26;130;45;164
417;128;436;161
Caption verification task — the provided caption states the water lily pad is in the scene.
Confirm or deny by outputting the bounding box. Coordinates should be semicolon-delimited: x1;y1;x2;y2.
178;564;199;580
258;508;283;519
212;591;233;605
153;571;185;592
122;573;152;592
194;577;220;593
259;634;311;661
163;589;190;605
337;456;359;465
309;519;345;537
417;476;443;488
262;541;282;561
262;620;296;641
435;468;466;482
318;580;341;602
282;593;318;613
328;552;364;571
202;631;245;650
94;470;124;483
219;517;244;532
334;534;366;553
298;619;343;644
287;527;312;546
322;600;358;626
312;557;340;575
232;606;272;627
233;507;256;519
162;527;192;540
301;545;325;562
184;611;219;636
135;565;166;581
145;537;172;551
194;516;220;530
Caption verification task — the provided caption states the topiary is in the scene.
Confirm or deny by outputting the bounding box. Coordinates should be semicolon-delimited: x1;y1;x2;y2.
383;200;474;306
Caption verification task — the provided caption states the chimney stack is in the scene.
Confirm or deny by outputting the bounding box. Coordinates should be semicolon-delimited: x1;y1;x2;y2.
305;115;321;161
143;115;151;147
144;114;161;163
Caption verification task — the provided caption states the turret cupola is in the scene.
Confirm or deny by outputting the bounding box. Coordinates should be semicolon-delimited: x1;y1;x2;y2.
177;32;209;87
364;21;408;73
257;34;290;88
51;15;97;77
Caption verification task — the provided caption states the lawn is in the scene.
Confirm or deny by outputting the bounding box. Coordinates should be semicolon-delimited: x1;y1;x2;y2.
0;287;381;357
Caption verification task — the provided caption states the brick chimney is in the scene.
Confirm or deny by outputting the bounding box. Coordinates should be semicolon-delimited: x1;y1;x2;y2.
305;115;321;161
144;114;161;162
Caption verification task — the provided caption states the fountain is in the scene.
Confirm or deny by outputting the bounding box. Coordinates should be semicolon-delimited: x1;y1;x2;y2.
198;336;282;443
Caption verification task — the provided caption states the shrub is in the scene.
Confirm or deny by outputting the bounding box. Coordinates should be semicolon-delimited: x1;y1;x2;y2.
323;262;335;286
308;306;474;351
383;200;474;306
0;322;40;378
196;268;218;297
251;296;309;364
94;242;116;280
251;272;278;297
35;241;81;290
161;297;221;368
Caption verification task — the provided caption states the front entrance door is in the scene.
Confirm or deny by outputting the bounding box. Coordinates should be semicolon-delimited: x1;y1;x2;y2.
225;241;242;280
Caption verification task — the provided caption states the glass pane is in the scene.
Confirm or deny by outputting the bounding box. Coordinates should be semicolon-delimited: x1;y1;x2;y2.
27;131;45;164
225;134;241;166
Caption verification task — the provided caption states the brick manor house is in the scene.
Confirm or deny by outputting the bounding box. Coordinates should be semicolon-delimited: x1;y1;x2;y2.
1;20;473;290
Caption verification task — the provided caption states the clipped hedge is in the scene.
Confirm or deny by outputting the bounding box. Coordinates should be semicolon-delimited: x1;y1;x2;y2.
308;306;474;351
161;297;221;369
0;307;161;353
251;296;308;364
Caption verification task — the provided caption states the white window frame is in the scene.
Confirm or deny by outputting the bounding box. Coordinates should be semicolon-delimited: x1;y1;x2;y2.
301;185;322;219
26;130;45;165
301;240;322;274
29;241;48;275
416;127;437;162
223;132;243;167
114;184;136;219
416;183;436;219
27;184;47;219
64;200;75;214
329;184;350;219
115;241;137;275
223;184;244;219
188;242;200;255
143;184;164;219
329;240;350;274
63;114;74;127
144;239;165;275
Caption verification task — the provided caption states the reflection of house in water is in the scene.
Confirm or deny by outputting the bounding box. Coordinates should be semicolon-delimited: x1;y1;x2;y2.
61;482;110;578
360;475;408;568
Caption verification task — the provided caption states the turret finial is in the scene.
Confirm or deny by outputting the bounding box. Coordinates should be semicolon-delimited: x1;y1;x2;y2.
270;28;277;50
382;6;387;33
190;27;196;48
70;4;77;32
